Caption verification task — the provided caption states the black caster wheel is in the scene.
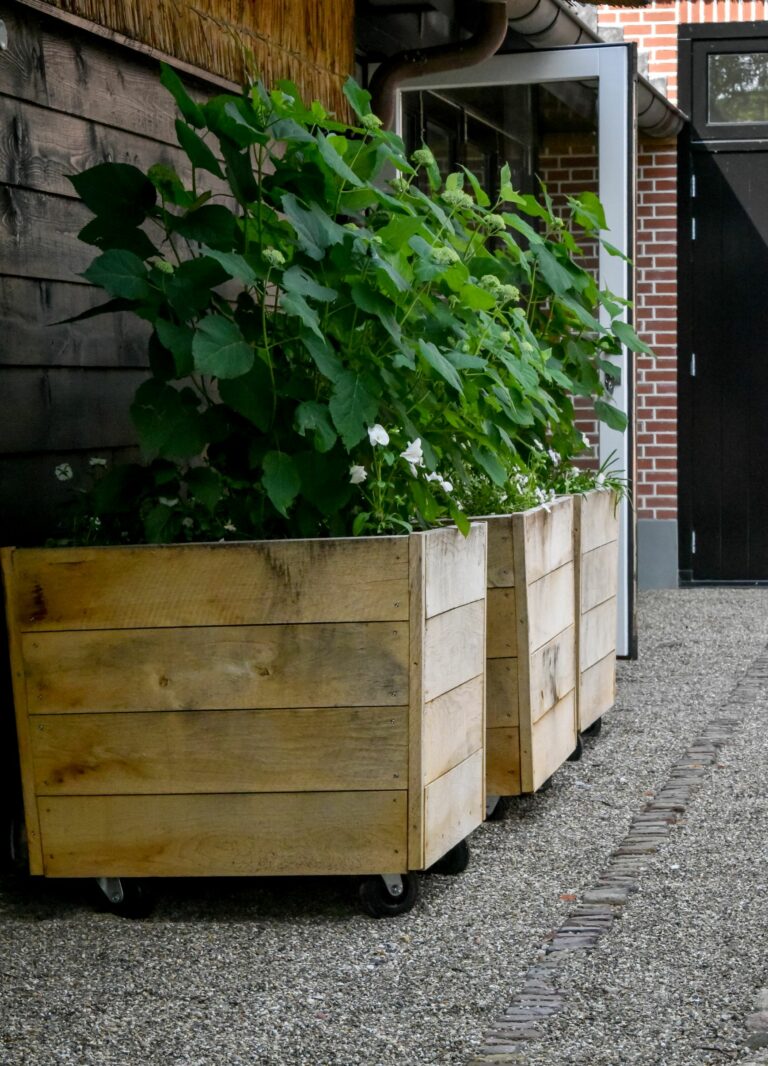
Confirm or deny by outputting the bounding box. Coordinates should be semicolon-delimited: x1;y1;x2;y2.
486;796;513;822
97;878;155;919
583;717;603;739
567;734;584;762
427;838;471;875
358;873;418;917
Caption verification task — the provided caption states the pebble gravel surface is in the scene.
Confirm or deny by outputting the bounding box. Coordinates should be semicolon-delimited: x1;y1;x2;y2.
2;588;768;1065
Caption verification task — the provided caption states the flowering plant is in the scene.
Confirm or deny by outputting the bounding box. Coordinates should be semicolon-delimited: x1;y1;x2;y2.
63;70;645;543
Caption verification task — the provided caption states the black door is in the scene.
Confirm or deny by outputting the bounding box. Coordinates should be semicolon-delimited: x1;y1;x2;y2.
679;24;768;581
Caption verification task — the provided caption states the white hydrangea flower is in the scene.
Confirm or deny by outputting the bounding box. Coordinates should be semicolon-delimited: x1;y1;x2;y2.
182;517;194;529
483;213;506;233
412;147;435;167
368;424;390;447
54;463;73;482
596;473;606;486
361;113;383;131
547;448;561;466
432;245;460;266
158;497;179;508
440;478;453;493
400;439;424;477
223;522;237;532
442;188;473;210
263;247;286;269
88;457;108;467
349;465;367;485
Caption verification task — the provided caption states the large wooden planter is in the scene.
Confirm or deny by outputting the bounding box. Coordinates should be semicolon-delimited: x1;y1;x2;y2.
482;496;578;798
1;526;486;908
574;489;620;732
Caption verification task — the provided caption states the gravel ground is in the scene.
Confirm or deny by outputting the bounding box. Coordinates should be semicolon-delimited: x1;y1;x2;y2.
2;588;768;1066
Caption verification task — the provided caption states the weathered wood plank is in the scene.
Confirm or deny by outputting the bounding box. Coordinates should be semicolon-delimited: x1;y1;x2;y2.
486;726;521;797
31;706;409;796
422;675;484;786
0;184;95;281
484;516;515;588
10;539;409;631
581;542;619;614
423;748;483;869
527;691;577;793
521;496;574;584
580;597;617;672
38;790;408;877
22;621;410;713
577;489;620;555
486;586;517;659
0;367;142;452
407;530;425;871
578;651;616;730
423;599;485;703
529;625;576;725
424;523;486;619
526;562;575;653
486;657;519;727
0;277;149;368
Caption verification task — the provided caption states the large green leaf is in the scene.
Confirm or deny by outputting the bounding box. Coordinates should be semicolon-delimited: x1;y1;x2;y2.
218;358;272;430
165;256;228;318
130;380;207;459
329;371;378;449
192;315;254;378
77;216;159;259
299;331;343;383
534;245;576;296
69;163;156;224
281;266;337;302
175;120;224;178
280;290;322;338
172;205;240;251
418;339;463;393
82;249;152;300
203;248;260;287
160;63;206;128
281;194;346;260
594;398;628;432
148;164;194;208
612;319;655;356
294;401;337;453
262;451;301;516
342;78;373;119
155;320;194;377
185;466;222;512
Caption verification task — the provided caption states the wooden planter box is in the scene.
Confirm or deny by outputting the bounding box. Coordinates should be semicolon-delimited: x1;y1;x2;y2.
1;526;486;894
481;496;578;798
574;489;620;732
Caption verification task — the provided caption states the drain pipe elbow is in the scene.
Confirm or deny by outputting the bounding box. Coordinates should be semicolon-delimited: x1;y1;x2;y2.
369;0;509;130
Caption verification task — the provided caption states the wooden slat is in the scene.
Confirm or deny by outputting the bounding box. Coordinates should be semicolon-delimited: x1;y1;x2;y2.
581;542;619;614
527;691;578;793
423;749;483;869
529;625;576;725
486;726;521;797
422;675;484;786
423;599;485;703
23;621;410;713
424;522;486;619
578;652;616;731
0;550;44;872
486;657;519;727
486;587;517;658
580;597;617;672
0;185;95;282
526;562;575;653
9;539;409;631
30;706;408;796
407;531;425;871
37;790;408;877
520;496;574;584
577;489;620;555
484;516;515;588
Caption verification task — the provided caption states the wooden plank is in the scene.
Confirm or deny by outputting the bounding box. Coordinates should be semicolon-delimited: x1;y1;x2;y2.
580;597;617;672
424;522;486;619
22;621;410;713
407;531;425;871
423;748;484;869
526;562;575;653
0;550;44;873
0;367;142;452
511;513;534;792
486;587;517;658
578;651;616;731
30;706;409;796
0;185;96;282
486;726;521;797
528;691;578;793
0;277;150;368
484;516;515;588
521;496;574;584
578;489;620;555
9;539;410;631
486;658;519;727
37;790;408;877
422;675;484;786
581;542;619;614
423;599;485;703
529;625;576;725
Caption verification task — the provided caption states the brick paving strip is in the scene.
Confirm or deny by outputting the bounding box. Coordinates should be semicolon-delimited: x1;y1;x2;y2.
468;651;768;1066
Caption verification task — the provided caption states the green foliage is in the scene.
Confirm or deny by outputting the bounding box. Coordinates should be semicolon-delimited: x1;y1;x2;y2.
66;70;640;544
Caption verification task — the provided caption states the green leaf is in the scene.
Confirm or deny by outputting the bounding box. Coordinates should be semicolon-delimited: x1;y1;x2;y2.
281;265;337;302
503;213;543;245
175;120;224;178
172;205;240;251
594;398;628;432
155;320;194;377
77;216;159;259
130;380;207;459
471;445;507;486
185;466;222;512
280;290;322;337
192;315;254;378
568;190;607;231
160;63;206;128
202;248;260;287
316;132;363;187
53;297;134;325
461;167;490;208
148;164;193;207
69;163;156;223
165;256;228;318
143;502;181;544
262;451;301;516
449;502;471;536
459;283;496;311
534;245;576;296
602;240;630;261
220;139;261;203
343;78;373;118
294;401;337;453
329;371;378;449
418;339;463;393
612;319;655;356
82;249;152;300
300;331;343;383
218;358;272;430
352;511;371;536
281;193;346;260
377;215;424;248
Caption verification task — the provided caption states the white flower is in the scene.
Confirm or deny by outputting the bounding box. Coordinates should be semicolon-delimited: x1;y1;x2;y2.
158;496;178;507
440;478;453;493
581;432;591;448
596;473;606;486
425;471;453;494
547;448;561;467
88;456;108;467
400;439;424;476
182;517;194;528
223;522;237;532
349;465;367;485
263;247;286;269
368;424;389;447
54;463;73;482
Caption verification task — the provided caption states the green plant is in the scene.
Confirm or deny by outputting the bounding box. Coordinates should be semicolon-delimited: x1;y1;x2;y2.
64;70;646;544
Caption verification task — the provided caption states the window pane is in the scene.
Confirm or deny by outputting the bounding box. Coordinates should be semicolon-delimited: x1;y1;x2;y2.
709;52;768;124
